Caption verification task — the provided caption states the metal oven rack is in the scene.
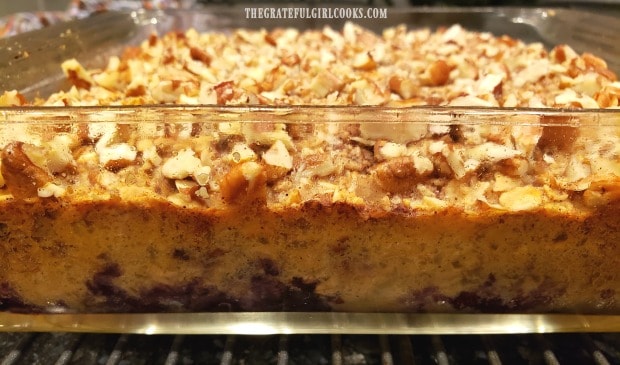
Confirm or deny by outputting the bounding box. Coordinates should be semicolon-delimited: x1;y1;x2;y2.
2;332;620;365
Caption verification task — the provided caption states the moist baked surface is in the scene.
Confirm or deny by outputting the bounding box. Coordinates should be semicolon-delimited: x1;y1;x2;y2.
0;23;619;313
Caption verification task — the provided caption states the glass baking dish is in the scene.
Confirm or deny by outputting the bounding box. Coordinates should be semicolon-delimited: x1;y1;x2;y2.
0;7;619;334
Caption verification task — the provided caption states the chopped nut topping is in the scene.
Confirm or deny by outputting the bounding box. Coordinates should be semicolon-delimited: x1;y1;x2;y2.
31;22;616;112
0;90;26;106
61;59;95;90
189;46;212;65
95;127;137;171
262;140;293;170
194;166;212;186
162;149;201;180
353;52;377;71
230;143;257;163
281;53;301;67
220;161;265;203
374;156;432;193
376;142;408;160
242;123;293;149
421;60;451;86
310;71;344;99
389;76;417;100
1;142;53;199
361;123;428;144
2;22;618;216
38;182;67;198
499;186;543;211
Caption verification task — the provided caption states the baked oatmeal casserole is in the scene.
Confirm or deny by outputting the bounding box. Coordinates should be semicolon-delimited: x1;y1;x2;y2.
0;22;618;313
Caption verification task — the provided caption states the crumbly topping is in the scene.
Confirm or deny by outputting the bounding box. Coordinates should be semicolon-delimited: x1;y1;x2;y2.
1;23;619;215
16;23;615;109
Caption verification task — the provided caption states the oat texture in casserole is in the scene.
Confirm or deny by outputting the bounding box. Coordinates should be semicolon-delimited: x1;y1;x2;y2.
0;23;618;314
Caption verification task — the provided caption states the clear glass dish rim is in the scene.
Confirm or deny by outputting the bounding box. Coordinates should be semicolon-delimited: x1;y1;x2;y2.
1;105;619;126
1;312;619;335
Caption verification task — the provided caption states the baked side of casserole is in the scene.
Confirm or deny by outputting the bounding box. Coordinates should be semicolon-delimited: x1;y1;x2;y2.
0;23;618;313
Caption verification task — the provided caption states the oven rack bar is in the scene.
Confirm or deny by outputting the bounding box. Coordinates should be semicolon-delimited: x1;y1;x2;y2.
1;332;619;365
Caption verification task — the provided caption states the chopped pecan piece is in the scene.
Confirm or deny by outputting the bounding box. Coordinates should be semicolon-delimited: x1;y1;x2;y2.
126;85;146;97
281;53;301;67
583;179;620;207
214;81;235;105
220;161;266;203
353;52;377;71
190;46;212;65
310;71;344;98
582;53;617;81
63;61;92;90
373;156;432;193
389;76;417;99
1;142;52;199
264;33;277;46
0;90;27;106
148;33;158;47
421;60;451;86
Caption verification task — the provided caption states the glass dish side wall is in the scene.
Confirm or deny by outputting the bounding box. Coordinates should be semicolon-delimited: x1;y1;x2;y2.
0;106;618;317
